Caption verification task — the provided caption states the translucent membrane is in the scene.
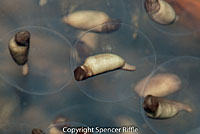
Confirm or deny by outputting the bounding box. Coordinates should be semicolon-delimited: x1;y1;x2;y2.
124;55;175;113
72;22;156;102
141;56;200;134
141;0;200;35
0;26;72;95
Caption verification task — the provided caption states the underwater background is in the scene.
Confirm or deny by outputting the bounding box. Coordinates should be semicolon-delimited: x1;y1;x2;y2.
0;0;200;134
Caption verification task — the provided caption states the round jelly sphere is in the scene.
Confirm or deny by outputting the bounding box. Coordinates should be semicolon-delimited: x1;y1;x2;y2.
0;26;72;95
141;56;200;134
141;0;200;35
72;22;156;102
124;55;175;113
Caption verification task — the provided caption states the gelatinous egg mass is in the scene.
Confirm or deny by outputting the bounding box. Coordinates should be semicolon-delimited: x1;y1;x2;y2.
72;23;156;102
141;56;200;134
0;26;72;95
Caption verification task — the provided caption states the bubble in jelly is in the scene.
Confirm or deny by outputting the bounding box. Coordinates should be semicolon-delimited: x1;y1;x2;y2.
141;0;200;35
72;22;156;102
141;56;200;134
0;26;72;95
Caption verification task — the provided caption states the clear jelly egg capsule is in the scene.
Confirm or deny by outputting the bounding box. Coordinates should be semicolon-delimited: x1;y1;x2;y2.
142;0;200;35
122;55;175;113
72;22;156;102
140;56;200;134
0;26;72;95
